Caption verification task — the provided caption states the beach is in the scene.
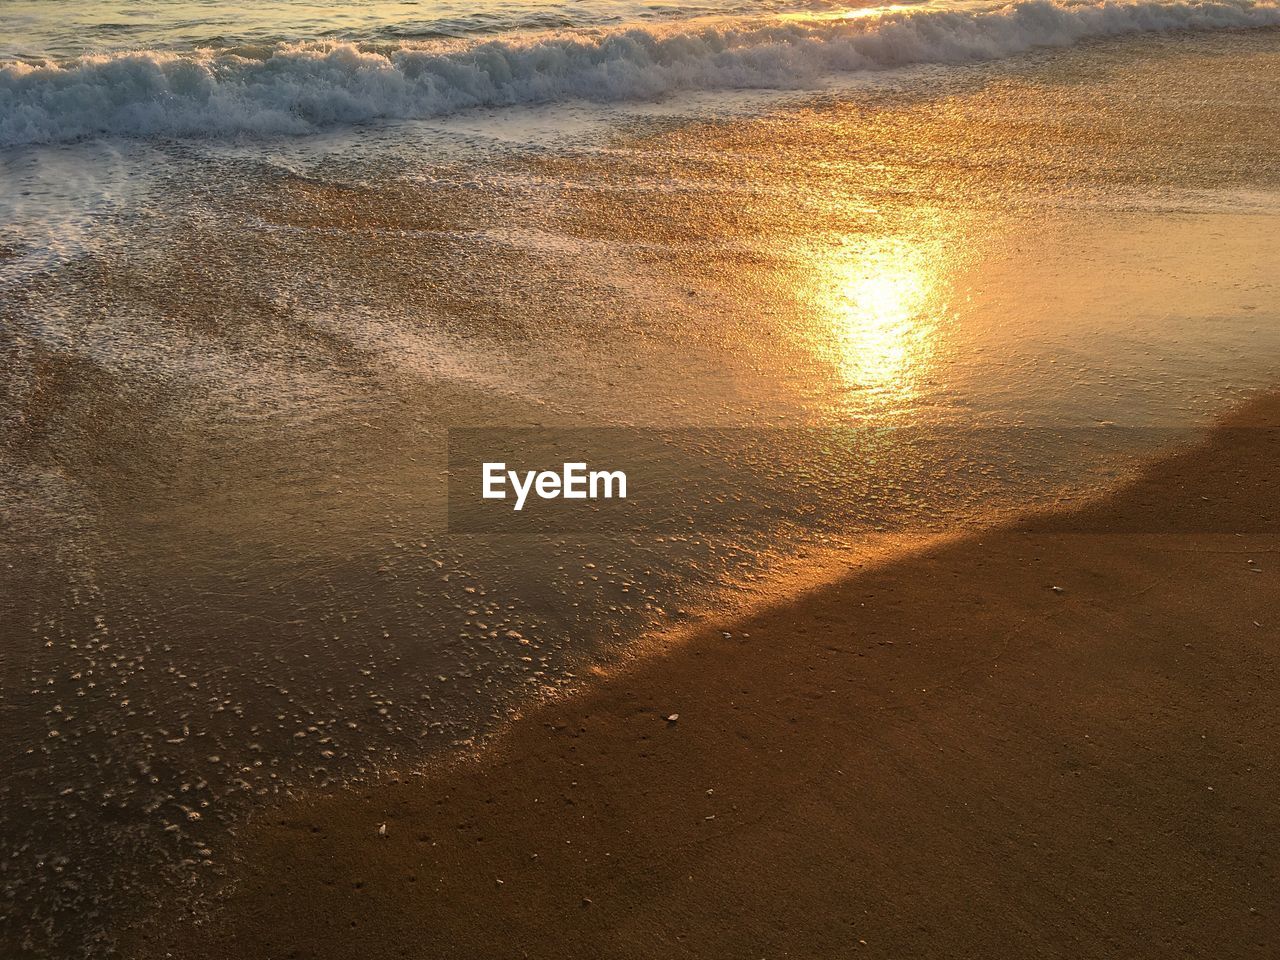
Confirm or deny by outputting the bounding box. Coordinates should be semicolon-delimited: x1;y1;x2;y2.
132;393;1280;959
2;3;1279;956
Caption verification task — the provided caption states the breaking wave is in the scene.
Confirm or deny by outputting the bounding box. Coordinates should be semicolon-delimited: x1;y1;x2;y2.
2;0;1278;147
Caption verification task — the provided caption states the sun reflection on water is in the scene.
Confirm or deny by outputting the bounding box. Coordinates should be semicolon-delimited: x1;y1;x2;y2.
840;4;920;19
803;231;948;415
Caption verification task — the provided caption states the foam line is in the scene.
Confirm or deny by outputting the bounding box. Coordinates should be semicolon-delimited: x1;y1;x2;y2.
3;0;1278;147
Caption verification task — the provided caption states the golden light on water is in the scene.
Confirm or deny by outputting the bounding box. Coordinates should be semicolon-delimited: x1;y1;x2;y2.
840;4;917;19
803;233;944;411
779;5;914;23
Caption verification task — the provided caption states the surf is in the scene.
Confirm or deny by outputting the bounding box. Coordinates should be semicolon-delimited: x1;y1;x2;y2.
3;0;1279;147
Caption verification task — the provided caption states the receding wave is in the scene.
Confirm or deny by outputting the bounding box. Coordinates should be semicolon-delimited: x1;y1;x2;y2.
2;0;1278;147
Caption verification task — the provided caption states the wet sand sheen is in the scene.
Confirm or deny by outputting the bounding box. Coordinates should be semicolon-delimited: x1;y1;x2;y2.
133;394;1280;959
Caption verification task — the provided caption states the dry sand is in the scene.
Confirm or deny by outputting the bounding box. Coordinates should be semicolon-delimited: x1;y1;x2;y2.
136;397;1280;959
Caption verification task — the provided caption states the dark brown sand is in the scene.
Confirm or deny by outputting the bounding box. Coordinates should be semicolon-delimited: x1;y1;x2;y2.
137;398;1280;960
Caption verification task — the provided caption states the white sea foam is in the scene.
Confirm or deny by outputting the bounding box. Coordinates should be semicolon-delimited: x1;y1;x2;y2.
2;0;1278;147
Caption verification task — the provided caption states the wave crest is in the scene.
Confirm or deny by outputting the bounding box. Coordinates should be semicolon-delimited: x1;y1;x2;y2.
2;0;1278;147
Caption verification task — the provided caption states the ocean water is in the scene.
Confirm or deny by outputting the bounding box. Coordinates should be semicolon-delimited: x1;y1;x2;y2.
2;3;1279;957
4;0;1280;146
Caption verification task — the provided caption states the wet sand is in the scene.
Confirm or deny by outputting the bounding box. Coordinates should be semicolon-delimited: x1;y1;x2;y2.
133;394;1280;959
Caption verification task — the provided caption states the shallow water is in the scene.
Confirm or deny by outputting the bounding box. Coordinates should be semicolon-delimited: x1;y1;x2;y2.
1;15;1279;960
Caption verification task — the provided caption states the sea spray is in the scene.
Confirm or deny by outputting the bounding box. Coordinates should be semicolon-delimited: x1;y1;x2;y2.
3;0;1280;147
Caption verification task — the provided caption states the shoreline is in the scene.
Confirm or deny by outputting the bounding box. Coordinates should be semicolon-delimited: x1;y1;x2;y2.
134;394;1280;959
